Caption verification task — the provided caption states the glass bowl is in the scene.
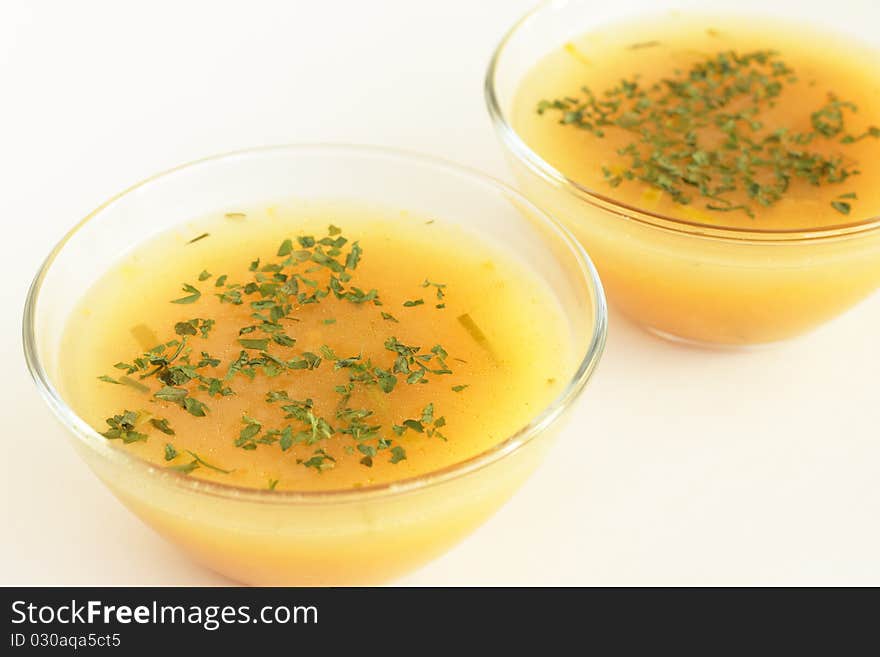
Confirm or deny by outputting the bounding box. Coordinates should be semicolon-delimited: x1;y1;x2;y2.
486;0;880;346
22;144;606;585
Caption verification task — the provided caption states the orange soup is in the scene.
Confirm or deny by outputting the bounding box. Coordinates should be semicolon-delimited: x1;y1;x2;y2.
60;202;571;491
513;14;880;229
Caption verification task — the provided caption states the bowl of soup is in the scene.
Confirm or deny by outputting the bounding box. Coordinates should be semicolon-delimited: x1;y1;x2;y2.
22;144;606;585
486;0;880;346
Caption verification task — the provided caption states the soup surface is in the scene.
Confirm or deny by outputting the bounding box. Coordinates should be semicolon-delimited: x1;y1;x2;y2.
61;202;571;491
513;13;880;230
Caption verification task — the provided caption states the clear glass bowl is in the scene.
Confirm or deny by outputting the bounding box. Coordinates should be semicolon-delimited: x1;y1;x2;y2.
486;0;880;346
22;144;607;585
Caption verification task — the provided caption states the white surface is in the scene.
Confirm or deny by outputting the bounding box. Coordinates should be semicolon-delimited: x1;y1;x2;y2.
2;0;879;586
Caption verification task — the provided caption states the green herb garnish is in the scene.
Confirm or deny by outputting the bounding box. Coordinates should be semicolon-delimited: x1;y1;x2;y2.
421;279;446;300
164;443;178;461
238;338;270;351
170;283;201;305
831;201;851;215
167;460;200;474
299;448;336;472
97;223;468;478
101;411;147;443
150;418;175;435
537;49;880;218
185;450;233;474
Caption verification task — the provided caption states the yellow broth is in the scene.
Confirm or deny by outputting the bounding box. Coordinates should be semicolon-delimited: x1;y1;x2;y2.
513;14;880;229
60;202;572;491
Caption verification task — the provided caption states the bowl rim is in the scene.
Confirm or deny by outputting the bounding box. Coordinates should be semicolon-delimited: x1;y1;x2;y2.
484;0;880;243
22;143;607;506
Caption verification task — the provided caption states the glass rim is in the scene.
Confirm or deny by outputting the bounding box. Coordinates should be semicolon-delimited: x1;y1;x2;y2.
484;0;880;244
22;143;608;506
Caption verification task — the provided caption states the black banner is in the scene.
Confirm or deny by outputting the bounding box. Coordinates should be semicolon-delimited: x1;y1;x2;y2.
5;587;577;651
0;586;872;652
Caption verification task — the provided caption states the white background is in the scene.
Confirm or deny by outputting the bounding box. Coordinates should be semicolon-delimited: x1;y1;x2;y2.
2;0;879;586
